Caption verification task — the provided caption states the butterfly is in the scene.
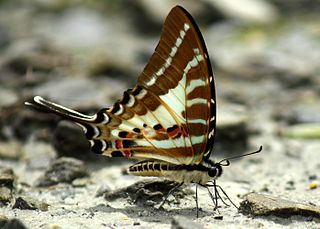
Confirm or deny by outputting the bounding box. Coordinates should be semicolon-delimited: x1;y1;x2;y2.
26;5;262;216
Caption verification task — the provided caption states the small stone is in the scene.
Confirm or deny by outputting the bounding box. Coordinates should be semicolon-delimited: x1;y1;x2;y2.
0;87;18;107
0;168;15;204
285;180;295;190
308;175;317;180
0;215;8;228
0;141;22;160
171;216;204;229
95;184;111;197
36;157;89;187
12;197;36;210
0;218;27;229
72;178;90;187
42;224;62;229
133;221;140;226
280;104;320;125
239;192;320;218
213;215;223;220
12;196;49;211
207;0;278;24
215;104;250;155
52;121;91;159
309;181;318;190
281;123;320;139
0;168;15;189
0;187;12;204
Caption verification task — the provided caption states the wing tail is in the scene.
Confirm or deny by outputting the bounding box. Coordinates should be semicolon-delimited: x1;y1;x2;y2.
25;96;97;123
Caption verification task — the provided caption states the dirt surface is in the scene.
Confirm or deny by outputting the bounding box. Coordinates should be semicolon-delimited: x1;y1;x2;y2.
0;0;319;228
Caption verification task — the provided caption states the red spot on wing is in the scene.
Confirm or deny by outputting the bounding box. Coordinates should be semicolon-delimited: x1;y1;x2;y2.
181;126;188;137
116;140;123;149
168;126;180;138
124;150;131;157
116;140;131;157
126;132;134;138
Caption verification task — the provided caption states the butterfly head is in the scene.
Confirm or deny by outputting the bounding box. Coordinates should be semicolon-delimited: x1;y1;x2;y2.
203;159;227;180
207;162;223;179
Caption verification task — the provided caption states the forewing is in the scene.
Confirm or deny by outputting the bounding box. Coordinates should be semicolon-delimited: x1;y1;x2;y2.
137;6;216;164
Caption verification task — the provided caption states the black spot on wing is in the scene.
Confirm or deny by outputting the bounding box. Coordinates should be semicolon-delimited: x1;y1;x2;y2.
111;151;124;157
153;124;163;130
167;124;178;132
121;91;130;104
132;86;142;96
84;124;96;138
91;140;103;154
119;131;128;138
111;103;120;114
95;111;109;124
122;140;133;148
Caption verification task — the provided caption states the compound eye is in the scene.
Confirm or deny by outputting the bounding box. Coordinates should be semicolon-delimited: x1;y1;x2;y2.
208;168;218;177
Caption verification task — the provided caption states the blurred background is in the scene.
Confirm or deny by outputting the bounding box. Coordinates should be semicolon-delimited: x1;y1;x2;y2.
0;0;319;227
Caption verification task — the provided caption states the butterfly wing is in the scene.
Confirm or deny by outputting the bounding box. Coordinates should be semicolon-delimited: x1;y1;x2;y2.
137;6;216;163
26;6;216;165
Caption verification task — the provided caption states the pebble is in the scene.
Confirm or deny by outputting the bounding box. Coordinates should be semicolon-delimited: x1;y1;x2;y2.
281;123;320;139
0;168;15;189
95;184;111;197
207;0;278;23
309;181;318;190
239;192;320;218
0;87;18;107
36;157;89;187
0;168;15;204
215;104;250;155
12;196;49;211
0;218;27;229
52;121;91;159
0;141;22;160
0;187;12;204
171;216;204;229
278;104;320;125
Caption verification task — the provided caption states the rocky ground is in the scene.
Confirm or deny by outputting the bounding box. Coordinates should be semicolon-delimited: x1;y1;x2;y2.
0;0;319;228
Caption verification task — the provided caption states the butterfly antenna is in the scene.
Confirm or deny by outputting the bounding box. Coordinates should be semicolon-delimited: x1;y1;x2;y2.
218;145;263;166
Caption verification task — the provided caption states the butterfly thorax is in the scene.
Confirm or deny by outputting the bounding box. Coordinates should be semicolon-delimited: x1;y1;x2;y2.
128;159;222;185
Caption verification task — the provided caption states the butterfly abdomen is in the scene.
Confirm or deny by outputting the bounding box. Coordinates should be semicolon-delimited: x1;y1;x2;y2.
128;161;213;185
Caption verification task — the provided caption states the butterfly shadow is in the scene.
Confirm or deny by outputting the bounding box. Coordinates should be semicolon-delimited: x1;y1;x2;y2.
85;179;231;222
85;202;215;223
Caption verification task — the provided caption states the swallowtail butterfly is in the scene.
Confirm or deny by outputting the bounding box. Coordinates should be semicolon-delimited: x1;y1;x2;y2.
26;6;262;216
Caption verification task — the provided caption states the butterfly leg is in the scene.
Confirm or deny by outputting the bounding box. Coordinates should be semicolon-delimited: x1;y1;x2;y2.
204;181;239;211
195;184;199;218
215;184;238;209
158;182;184;209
